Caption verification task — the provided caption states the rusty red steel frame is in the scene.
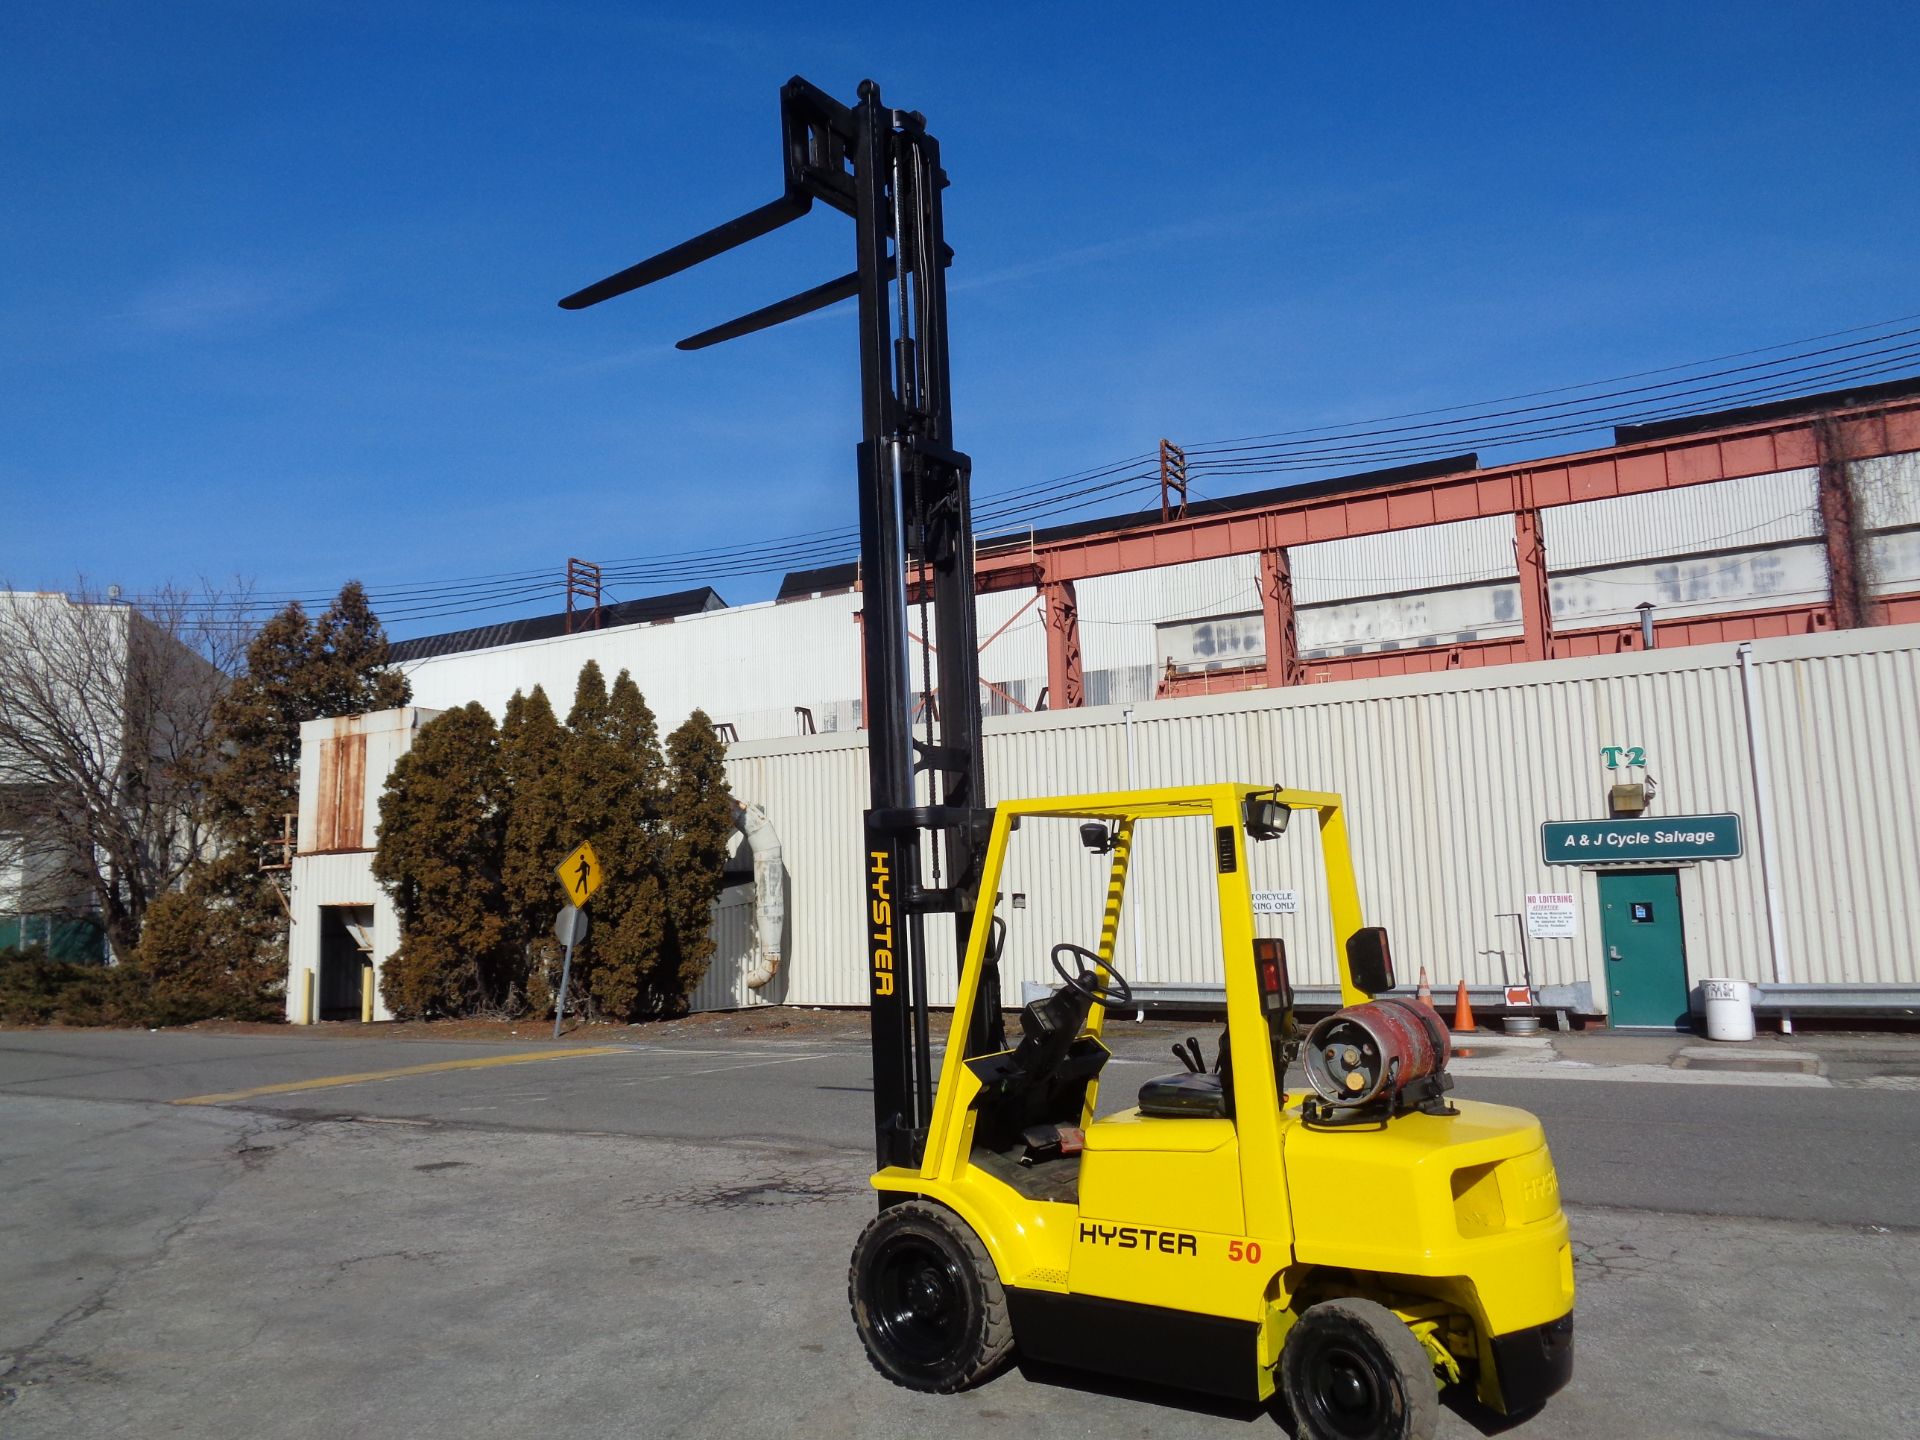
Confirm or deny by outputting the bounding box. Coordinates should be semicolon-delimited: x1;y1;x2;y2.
908;396;1920;703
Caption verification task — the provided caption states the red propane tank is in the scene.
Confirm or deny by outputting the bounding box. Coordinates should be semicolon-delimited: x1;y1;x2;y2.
1302;997;1452;1108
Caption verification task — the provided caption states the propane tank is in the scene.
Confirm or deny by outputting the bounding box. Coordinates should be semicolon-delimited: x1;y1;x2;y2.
1302;997;1452;1108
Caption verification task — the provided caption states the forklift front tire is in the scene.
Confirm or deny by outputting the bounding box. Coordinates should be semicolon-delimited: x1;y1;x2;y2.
1280;1297;1440;1440
848;1200;1013;1393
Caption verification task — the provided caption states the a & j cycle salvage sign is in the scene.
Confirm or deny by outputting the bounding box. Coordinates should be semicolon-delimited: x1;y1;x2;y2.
1540;813;1743;864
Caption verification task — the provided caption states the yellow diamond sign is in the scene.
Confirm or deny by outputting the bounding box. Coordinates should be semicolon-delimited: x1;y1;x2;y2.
556;840;604;907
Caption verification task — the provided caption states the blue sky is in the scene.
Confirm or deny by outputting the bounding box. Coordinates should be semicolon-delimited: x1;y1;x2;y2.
4;2;1916;635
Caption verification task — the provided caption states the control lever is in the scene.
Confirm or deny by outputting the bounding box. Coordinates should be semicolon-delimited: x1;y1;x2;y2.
1171;1038;1206;1075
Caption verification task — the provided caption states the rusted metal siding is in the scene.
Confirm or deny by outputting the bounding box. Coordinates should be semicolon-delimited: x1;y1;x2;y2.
970;397;1920;593
711;625;1920;1013
311;730;366;853
296;709;441;854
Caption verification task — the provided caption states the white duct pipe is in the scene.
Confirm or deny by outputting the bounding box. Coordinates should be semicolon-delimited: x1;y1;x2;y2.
1123;706;1145;1010
1735;643;1792;1033
732;802;787;990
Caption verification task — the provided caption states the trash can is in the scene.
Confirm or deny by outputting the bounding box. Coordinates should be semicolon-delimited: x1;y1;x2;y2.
1701;978;1755;1042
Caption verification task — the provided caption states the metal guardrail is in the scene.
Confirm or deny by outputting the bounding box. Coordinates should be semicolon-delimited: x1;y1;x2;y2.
1020;980;1597;1016
1743;983;1920;1016
1020;979;1920;1021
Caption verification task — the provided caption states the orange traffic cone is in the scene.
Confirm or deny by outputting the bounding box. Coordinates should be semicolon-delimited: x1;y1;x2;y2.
1417;966;1434;1007
1452;979;1477;1033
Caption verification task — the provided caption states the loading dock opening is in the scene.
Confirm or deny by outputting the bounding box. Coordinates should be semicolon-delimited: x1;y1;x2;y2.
317;906;375;1022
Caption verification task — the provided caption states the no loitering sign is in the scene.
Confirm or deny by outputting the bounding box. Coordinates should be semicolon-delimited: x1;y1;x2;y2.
1525;893;1578;938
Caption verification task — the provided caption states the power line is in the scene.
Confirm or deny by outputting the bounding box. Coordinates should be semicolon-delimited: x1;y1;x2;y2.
131;314;1920;626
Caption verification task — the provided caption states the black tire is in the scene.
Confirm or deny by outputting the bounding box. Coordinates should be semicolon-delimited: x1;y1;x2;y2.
847;1200;1013;1393
1280;1297;1440;1440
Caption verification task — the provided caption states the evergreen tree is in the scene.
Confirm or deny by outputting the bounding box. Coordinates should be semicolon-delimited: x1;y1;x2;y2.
372;703;509;1018
309;581;410;719
552;662;615;1017
658;710;734;1006
499;685;567;1013
581;670;667;1019
132;853;287;1023
358;659;736;1024
132;581;409;1016
205;582;410;847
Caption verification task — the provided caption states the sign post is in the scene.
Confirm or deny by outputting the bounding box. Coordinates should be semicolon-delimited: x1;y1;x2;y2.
552;841;604;1038
552;904;589;1040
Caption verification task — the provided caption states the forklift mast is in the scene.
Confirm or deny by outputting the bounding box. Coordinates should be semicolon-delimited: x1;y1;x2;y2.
560;78;1000;1172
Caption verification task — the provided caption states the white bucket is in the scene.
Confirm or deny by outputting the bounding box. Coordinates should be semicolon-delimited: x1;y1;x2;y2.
1701;978;1756;1042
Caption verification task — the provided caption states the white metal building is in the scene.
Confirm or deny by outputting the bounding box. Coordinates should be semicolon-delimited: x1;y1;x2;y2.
300;625;1918;1027
692;624;1919;1024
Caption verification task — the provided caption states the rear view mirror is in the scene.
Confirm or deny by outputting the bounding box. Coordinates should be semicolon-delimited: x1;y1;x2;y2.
1346;927;1395;996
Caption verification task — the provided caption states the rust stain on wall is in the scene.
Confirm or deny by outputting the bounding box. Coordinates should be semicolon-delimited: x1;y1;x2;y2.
313;731;368;852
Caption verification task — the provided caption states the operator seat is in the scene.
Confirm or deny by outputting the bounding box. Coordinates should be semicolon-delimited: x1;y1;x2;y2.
967;985;1110;1153
1137;1029;1232;1119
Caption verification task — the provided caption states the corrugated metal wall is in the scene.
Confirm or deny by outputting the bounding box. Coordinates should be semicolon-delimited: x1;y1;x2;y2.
286;851;400;1022
686;886;761;1012
709;624;1920;1012
1541;468;1827;626
1753;640;1920;984
1294;516;1516;603
1541;468;1821;569
1855;451;1920;594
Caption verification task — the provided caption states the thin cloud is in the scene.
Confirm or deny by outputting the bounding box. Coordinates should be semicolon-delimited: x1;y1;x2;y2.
120;266;321;335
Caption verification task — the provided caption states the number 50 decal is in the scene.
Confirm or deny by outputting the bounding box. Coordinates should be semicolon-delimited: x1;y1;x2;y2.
1227;1240;1263;1263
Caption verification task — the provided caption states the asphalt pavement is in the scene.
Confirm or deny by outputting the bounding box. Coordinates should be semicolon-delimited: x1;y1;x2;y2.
1;1023;1916;1439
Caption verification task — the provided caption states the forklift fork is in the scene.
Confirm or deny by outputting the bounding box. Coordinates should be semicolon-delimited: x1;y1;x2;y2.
561;77;997;1173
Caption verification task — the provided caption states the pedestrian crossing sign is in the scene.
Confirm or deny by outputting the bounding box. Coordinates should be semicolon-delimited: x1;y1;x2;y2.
556;841;604;906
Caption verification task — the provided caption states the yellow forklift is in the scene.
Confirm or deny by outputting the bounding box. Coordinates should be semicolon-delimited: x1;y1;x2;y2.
563;77;1573;1439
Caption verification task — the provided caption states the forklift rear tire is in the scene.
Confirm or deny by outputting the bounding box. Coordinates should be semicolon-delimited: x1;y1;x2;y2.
848;1200;1013;1393
1280;1297;1440;1440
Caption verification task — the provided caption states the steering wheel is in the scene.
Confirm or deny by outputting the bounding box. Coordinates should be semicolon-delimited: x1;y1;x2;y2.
1050;943;1134;1010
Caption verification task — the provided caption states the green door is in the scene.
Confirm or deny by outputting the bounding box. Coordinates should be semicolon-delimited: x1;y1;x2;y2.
1598;869;1689;1028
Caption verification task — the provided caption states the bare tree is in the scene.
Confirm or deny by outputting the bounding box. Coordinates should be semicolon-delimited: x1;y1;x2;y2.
0;582;251;960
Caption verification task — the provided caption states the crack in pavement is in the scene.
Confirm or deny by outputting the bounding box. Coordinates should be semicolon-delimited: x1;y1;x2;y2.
0;1111;306;1403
